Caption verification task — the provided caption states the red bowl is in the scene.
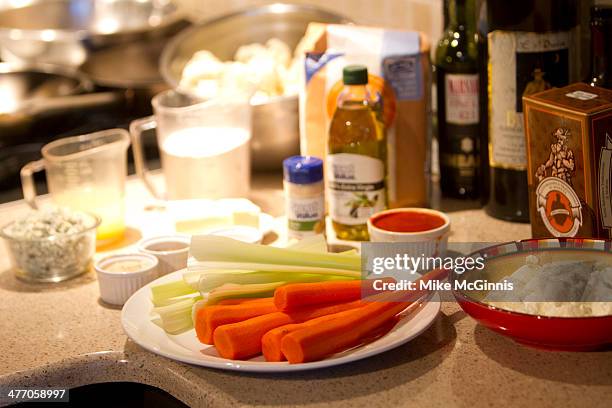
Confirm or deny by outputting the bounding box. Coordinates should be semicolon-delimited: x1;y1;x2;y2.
452;238;612;351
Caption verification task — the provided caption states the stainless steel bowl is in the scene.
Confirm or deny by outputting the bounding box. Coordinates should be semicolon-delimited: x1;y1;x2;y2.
0;0;185;66
161;3;350;170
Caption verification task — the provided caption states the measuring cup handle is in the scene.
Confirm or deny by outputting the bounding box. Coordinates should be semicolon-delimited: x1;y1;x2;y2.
20;160;45;209
129;116;162;199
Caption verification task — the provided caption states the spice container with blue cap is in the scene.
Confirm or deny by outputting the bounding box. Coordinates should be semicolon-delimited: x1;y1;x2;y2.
283;156;325;239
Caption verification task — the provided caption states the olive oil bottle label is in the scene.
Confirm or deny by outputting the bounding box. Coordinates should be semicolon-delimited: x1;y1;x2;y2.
327;153;385;225
286;196;325;238
488;30;571;170
445;73;479;125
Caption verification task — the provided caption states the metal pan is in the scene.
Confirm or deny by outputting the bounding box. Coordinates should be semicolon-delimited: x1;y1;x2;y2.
0;62;120;147
79;33;188;116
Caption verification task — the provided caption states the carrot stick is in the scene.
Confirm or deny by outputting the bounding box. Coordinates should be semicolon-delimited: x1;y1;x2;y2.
262;307;366;362
262;306;404;362
213;300;365;360
217;298;270;306
360;315;400;344
194;299;277;345
274;280;363;311
280;300;406;363
280;269;448;363
273;278;396;311
261;326;294;362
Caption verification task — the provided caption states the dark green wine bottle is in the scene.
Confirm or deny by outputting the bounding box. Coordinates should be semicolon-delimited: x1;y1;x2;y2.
588;6;612;89
435;0;481;199
485;0;578;222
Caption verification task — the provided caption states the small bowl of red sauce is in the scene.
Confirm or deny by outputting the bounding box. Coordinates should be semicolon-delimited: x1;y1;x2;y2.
367;208;451;255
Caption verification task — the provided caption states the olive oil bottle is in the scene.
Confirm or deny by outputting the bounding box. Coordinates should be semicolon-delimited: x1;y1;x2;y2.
327;65;386;241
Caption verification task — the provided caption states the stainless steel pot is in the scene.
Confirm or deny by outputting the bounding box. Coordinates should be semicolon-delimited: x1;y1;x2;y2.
0;0;186;67
160;3;350;170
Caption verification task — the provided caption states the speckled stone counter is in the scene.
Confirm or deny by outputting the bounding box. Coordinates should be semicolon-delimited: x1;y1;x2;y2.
1;175;611;408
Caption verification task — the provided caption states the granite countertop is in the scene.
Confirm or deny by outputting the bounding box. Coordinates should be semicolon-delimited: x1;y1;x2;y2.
0;174;611;408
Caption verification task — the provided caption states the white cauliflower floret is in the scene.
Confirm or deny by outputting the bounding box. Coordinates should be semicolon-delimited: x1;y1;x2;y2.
180;51;224;87
265;38;292;67
192;79;220;100
219;61;257;98
248;55;283;96
180;37;299;102
234;42;269;64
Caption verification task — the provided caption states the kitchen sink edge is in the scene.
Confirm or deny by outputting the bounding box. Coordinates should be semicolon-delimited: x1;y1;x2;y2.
0;350;211;407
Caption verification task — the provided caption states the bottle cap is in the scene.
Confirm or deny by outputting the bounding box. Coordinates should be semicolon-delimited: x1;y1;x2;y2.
343;65;368;85
283;156;324;184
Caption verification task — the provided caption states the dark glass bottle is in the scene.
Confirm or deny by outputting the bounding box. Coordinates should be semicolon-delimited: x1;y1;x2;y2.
485;0;578;222
588;6;612;89
435;0;481;199
476;0;489;206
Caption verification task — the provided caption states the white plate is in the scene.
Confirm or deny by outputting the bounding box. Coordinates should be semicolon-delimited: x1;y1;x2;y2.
121;271;441;373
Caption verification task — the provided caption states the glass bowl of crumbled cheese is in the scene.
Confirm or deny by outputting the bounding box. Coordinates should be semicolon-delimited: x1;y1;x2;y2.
1;208;100;282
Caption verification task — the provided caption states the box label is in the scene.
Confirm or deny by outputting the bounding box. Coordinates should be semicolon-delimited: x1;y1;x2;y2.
594;114;612;237
599;135;612;229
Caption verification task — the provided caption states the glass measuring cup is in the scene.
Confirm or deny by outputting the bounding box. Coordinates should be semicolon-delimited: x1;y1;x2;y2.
21;129;131;246
130;90;252;200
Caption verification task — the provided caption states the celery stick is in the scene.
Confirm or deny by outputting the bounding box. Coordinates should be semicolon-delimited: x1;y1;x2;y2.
183;273;201;290
153;297;197;334
190;235;360;271
205;282;286;305
189;262;360;278
183;269;249;289
151;280;196;304
198;271;354;293
152;292;202;308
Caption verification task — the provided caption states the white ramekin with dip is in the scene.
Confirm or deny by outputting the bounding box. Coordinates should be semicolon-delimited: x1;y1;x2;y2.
138;235;191;277
95;253;159;305
367;208;451;257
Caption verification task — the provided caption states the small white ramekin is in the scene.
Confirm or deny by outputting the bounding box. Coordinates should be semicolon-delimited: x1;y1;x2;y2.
95;253;159;305
367;208;451;257
138;234;190;277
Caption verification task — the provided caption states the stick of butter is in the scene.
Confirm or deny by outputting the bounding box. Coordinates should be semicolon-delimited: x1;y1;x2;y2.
168;199;261;234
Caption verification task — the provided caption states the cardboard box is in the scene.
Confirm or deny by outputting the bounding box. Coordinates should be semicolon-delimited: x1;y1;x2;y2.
523;83;612;238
